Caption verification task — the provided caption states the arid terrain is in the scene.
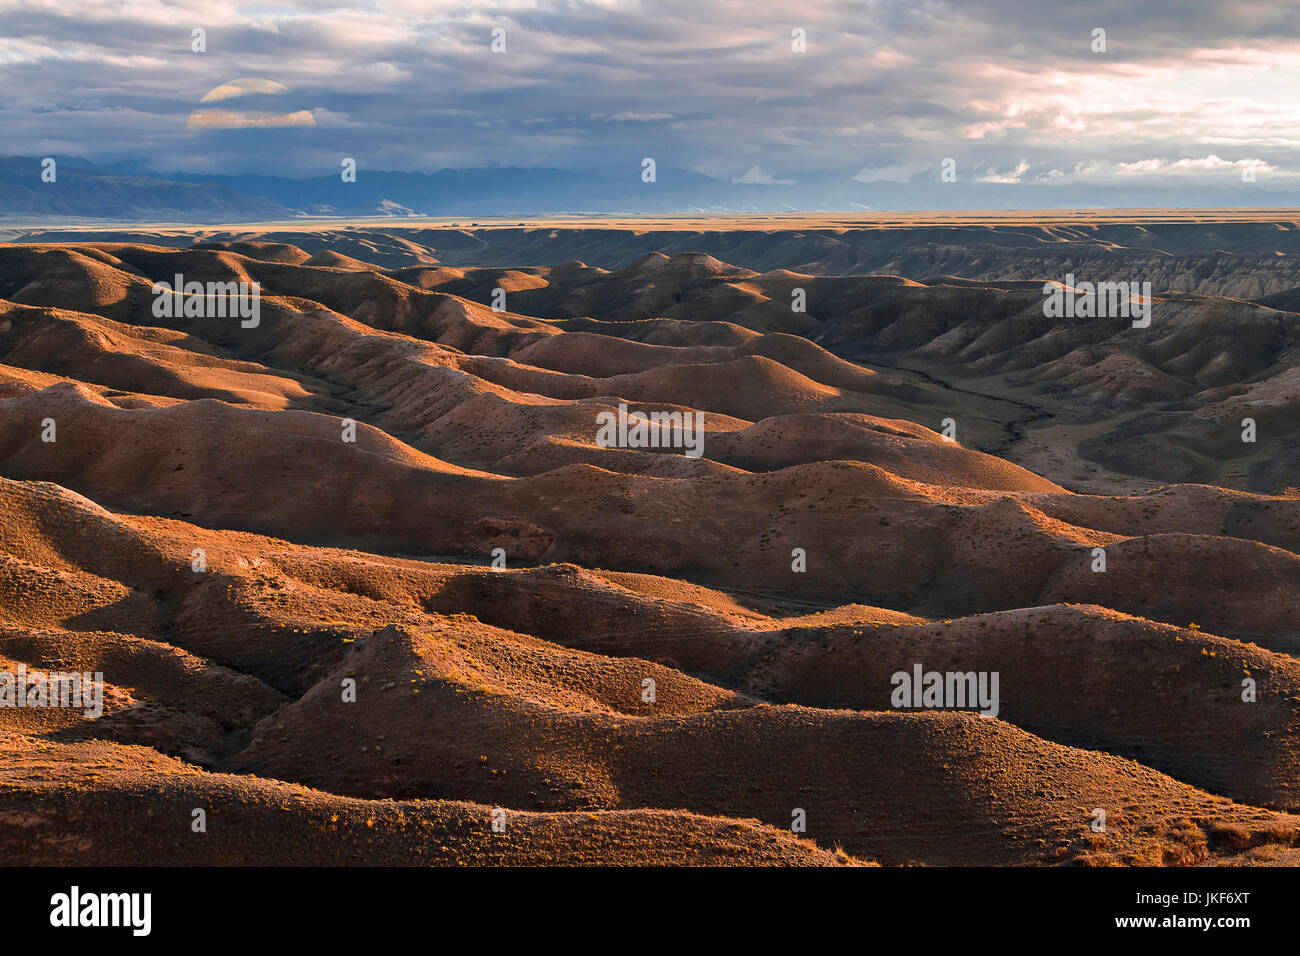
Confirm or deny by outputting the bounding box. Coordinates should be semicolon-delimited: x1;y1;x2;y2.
2;216;1300;866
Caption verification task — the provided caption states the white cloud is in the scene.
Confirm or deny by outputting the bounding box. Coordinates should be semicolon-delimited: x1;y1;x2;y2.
852;161;931;183
732;165;794;184
978;159;1030;183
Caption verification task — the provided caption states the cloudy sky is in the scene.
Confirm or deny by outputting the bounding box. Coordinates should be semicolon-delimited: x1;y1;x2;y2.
2;0;1300;185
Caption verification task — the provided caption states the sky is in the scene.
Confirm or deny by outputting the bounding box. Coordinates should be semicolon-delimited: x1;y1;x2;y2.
3;0;1300;187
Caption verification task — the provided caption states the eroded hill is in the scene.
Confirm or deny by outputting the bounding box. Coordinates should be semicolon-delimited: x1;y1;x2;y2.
0;233;1297;866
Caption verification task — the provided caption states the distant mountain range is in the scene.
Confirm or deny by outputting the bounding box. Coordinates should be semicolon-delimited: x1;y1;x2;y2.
3;154;1300;221
0;156;292;222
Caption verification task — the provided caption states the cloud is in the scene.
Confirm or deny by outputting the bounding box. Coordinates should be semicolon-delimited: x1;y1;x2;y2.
604;112;675;122
852;161;932;183
732;165;793;184
1012;155;1296;186
1;0;1299;182
185;108;316;131
978;159;1030;184
200;78;289;103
